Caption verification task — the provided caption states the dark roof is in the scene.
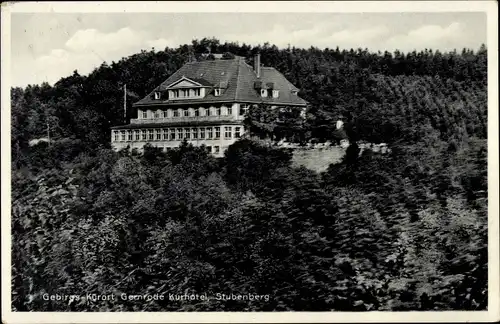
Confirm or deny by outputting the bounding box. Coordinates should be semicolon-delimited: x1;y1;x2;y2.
185;78;213;87
134;57;308;107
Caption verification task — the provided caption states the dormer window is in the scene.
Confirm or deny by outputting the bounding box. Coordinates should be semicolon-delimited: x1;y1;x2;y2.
165;76;210;100
167;87;202;99
260;89;267;97
272;90;280;98
154;92;161;100
214;88;222;96
239;104;249;116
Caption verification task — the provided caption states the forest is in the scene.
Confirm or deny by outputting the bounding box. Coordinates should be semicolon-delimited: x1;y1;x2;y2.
11;38;488;311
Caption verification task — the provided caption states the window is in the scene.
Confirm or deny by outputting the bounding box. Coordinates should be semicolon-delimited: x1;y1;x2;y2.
224;126;232;139
127;130;133;141
207;127;213;139
227;106;232;115
142;130;147;140
215;127;220;139
154;92;161;100
174;110;180;117
214;146;220;154
142;111;148;119
216;107;221;116
194;108;200;117
235;127;241;138
272;90;279;98
206;108;211;116
148;130;154;140
183;109;190;117
194;88;201;96
135;130;140;141
163;129;168;140
113;131;119;142
261;89;267;97
156;129;161;140
192;128;198;139
120;131;126;141
166;147;172;152
169;129;175;140
181;89;189;97
239;104;249;115
159;110;164;118
267;89;273;97
154;111;160;119
177;128;183;140
200;128;205;139
214;88;221;96
184;128;190;140
291;90;298;95
171;89;179;98
206;146;212;153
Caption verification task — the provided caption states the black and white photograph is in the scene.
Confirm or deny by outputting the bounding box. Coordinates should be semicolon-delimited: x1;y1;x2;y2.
1;1;498;323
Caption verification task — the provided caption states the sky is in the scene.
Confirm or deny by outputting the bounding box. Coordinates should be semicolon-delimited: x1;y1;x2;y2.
10;12;487;87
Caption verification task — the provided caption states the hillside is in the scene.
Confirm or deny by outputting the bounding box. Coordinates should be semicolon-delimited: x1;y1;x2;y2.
11;39;488;311
11;39;486;155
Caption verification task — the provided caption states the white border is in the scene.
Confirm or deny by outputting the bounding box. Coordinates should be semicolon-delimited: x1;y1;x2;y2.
1;1;499;323
1;0;499;13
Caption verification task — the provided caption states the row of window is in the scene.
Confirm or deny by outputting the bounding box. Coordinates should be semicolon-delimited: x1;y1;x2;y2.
112;126;242;142
154;88;285;101
138;104;249;119
153;88;223;100
154;88;203;100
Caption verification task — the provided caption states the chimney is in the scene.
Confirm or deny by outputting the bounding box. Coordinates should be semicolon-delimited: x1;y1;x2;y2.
254;54;261;78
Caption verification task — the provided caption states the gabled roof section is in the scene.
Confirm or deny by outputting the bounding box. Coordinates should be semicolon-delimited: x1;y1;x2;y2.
166;76;212;88
134;56;307;107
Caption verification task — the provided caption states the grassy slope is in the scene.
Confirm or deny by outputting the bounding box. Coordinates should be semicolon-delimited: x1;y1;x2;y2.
292;147;346;172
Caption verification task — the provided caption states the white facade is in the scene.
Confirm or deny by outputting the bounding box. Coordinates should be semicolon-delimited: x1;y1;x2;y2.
111;103;249;157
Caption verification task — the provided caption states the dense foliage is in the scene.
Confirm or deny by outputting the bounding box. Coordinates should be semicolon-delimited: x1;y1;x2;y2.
11;38;488;311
